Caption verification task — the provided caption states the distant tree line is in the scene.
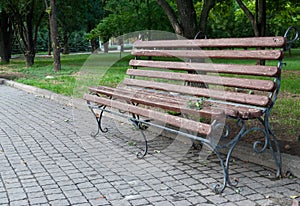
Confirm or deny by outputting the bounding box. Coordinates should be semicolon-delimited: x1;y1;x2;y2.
1;0;299;69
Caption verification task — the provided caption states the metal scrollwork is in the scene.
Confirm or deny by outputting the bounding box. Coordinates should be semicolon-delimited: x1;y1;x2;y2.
284;26;299;51
88;102;108;137
129;118;148;159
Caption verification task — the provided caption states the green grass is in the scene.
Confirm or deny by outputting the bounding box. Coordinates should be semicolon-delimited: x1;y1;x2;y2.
14;54;89;96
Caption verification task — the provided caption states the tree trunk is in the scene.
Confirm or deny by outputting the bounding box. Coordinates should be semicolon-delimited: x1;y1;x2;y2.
25;9;35;67
257;0;266;37
236;0;266;37
236;0;266;65
103;42;109;53
49;0;61;71
156;0;183;35
199;0;216;38
63;30;69;54
47;22;51;55
0;11;13;63
25;52;35;67
90;38;99;52
176;0;197;39
156;0;215;39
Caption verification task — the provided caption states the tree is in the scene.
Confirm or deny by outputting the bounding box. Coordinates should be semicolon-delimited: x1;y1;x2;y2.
3;0;45;67
0;10;13;63
156;0;216;39
45;0;61;71
86;0;172;52
56;0;85;54
236;0;266;37
84;0;106;52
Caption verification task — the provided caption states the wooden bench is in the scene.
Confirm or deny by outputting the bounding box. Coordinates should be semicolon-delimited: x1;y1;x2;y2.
84;36;288;193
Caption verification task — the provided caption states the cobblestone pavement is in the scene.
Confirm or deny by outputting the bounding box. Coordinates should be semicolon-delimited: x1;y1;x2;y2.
0;85;300;206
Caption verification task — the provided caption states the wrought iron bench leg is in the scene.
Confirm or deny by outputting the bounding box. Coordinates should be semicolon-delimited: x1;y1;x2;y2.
130;118;148;159
89;104;108;137
210;119;246;193
258;110;282;177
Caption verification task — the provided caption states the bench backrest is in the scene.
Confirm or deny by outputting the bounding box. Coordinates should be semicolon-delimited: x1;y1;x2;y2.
124;37;286;112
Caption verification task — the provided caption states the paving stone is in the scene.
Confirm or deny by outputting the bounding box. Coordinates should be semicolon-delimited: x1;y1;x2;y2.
68;195;89;205
47;193;67;201
186;196;207;205
152;200;174;206
0;197;9;204
146;195;166;203
206;195;228;204
63;189;84;199
235;199;257;206
49;199;70;206
225;194;246;202
246;193;265;201
28;197;48;205
10;199;29;206
129;198;150;205
221;202;238;206
172;199;192;206
110;199;131;206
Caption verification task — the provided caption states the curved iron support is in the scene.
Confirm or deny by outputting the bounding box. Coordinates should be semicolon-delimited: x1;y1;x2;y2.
210;111;282;192
284;26;299;51
89;104;108;137
194;136;229;194
212;112;282;188
258;110;282;177
211;149;228;194
129;118;148;159
202;120;245;193
216;119;246;190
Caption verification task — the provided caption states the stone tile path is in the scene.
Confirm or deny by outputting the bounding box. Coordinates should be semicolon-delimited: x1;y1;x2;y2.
0;85;299;206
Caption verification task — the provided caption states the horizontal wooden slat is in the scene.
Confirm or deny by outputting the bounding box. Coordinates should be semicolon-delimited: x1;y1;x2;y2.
129;60;279;77
133;37;286;48
208;102;263;119
131;49;284;60
126;69;275;91
88;86;224;118
84;94;212;135
123;78;271;107
89;86;265;119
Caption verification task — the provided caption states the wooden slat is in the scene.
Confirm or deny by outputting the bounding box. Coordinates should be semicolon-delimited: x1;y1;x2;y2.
123;78;271;107
126;69;276;91
88;86;224;118
131;49;284;60
129;60;279;77
88;86;264;119
133;37;286;48
84;94;212;136
208;102;263;119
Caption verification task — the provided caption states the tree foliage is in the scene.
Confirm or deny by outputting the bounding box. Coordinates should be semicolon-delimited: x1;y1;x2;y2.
1;0;45;67
1;0;300;67
86;0;172;51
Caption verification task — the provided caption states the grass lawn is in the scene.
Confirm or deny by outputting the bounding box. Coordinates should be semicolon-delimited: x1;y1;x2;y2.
0;50;299;142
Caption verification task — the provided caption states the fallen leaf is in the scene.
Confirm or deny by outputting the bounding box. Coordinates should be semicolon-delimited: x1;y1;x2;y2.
96;196;106;201
284;144;291;150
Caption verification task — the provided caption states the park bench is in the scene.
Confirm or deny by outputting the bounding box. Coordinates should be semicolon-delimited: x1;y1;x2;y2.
84;34;291;193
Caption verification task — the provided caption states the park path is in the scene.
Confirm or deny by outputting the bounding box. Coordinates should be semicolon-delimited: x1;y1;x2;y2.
0;84;299;206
